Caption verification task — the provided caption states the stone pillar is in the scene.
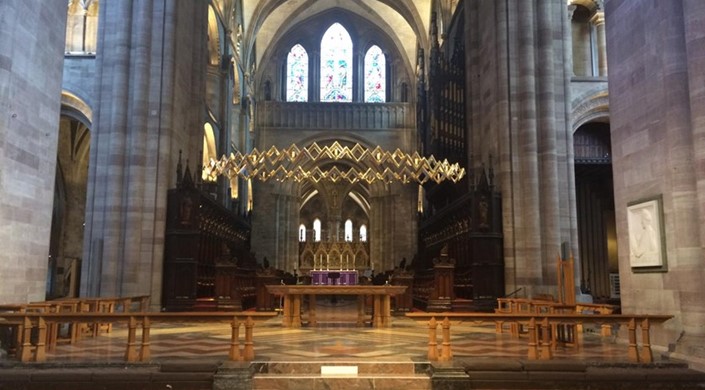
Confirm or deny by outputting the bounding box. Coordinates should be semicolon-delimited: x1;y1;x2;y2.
81;0;208;305
465;0;576;297
590;11;607;77
0;1;67;304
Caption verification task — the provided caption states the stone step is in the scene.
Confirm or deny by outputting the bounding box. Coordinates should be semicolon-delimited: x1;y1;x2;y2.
253;373;431;390
254;360;421;375
252;360;431;390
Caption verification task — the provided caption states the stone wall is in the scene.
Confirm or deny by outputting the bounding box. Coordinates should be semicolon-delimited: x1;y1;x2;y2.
0;1;67;303
606;0;705;366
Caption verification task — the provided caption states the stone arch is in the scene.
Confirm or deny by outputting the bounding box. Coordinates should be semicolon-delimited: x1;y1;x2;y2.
570;90;610;132
61;91;93;126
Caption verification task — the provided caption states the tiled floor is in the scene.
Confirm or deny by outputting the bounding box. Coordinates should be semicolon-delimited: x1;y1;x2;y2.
46;298;632;364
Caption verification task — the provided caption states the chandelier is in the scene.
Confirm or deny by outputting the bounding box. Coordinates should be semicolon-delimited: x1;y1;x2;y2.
204;141;465;185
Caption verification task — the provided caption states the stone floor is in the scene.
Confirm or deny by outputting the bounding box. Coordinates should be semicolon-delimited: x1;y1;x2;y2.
2;297;704;389
33;297;633;363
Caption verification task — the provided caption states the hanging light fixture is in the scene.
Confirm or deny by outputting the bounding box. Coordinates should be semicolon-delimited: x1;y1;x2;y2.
204;141;465;185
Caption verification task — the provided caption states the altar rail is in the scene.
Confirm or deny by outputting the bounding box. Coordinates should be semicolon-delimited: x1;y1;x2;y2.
406;312;672;363
0;312;277;363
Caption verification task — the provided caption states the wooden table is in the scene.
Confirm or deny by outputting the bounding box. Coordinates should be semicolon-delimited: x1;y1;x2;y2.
265;285;407;328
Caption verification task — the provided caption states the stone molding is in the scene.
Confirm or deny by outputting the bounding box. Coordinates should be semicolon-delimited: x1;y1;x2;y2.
571;91;610;131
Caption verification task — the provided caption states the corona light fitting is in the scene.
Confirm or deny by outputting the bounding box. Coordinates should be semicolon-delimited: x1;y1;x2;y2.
204;141;465;185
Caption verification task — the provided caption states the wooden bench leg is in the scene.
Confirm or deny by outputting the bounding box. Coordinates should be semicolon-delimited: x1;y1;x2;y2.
229;317;241;361
640;319;653;363
19;317;33;363
427;317;438;361
627;318;639;362
244;317;255;361
125;316;138;362
440;317;452;361
35;317;47;362
540;318;552;360
139;317;151;362
527;318;538;360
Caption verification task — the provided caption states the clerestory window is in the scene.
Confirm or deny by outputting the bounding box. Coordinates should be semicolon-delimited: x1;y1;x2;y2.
320;23;353;102
364;45;386;102
284;23;388;103
286;44;309;102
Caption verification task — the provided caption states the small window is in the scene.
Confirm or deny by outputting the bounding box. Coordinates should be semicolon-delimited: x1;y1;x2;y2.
66;0;99;54
359;224;367;242
344;219;353;242
313;219;322;242
299;224;307;242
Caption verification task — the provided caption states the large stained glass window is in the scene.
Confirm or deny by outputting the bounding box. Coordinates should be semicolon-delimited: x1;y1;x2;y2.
286;44;309;102
320;23;352;102
364;45;386;102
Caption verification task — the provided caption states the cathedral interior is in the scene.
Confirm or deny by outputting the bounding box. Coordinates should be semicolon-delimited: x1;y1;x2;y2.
2;0;705;387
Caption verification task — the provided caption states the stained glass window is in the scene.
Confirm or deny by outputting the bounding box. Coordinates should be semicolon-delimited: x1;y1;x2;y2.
364;45;386;102
299;224;306;242
286;44;308;102
320;23;352;102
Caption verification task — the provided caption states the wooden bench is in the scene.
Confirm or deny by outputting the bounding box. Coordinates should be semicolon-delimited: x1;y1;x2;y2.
0;311;277;363
406;312;672;363
494;298;618;344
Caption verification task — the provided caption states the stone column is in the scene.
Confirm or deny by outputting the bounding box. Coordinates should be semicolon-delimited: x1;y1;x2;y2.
465;0;575;297
0;1;67;304
590;11;607;77
81;0;208;305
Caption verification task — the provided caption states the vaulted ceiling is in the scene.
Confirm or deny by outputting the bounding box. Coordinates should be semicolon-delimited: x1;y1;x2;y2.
211;0;460;78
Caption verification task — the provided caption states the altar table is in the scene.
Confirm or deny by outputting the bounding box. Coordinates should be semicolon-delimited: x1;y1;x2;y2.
310;270;358;285
265;285;407;328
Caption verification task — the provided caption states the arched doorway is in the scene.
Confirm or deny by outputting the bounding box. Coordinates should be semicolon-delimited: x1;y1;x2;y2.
574;121;618;302
48;110;91;298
